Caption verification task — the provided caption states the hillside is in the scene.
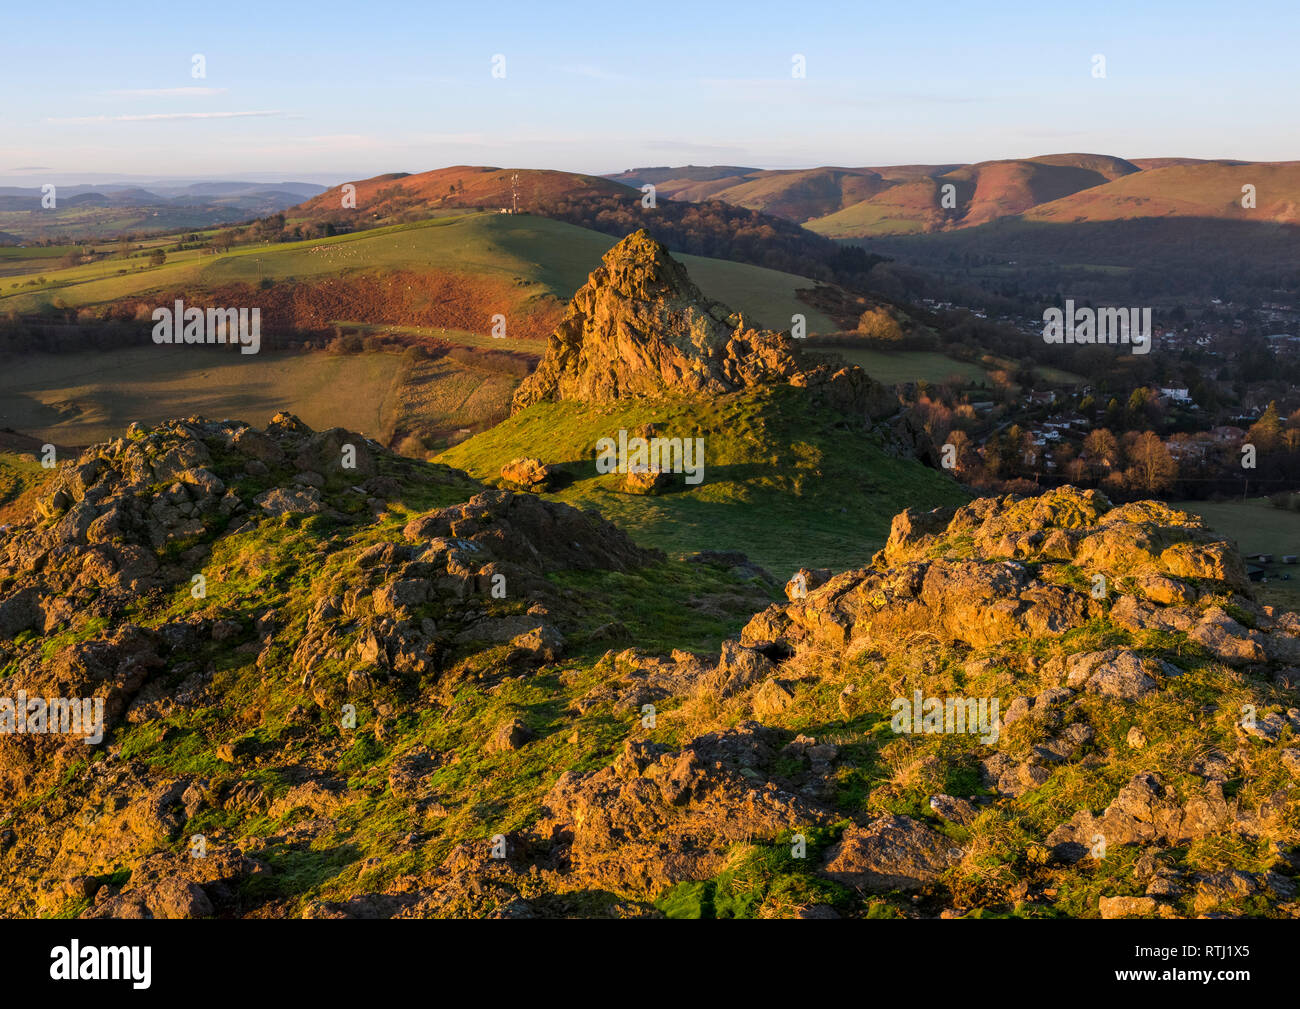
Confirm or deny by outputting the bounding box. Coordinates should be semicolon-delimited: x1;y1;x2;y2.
2;213;839;336
1;226;1297;921
0;182;326;243
0;216;853;455
804;177;948;236
439;230;960;574
608;156;1300;239
1;417;1297;920
806;157;1136;237
292;166;630;223
606;167;889;223
1025;161;1300;224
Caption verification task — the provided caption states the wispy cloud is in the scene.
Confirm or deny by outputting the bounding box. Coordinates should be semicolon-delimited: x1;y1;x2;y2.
47;110;285;124
555;64;627;82
104;87;229;97
8;165;51;171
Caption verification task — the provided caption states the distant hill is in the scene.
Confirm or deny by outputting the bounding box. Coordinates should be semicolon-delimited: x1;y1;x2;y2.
803;177;948;236
293;166;630;222
1021;153;1140;180
285;165;892;301
1024;160;1300;224
605;165;891;221
806;157;1134;236
606;155;1300;239
1127;157;1250;171
0;180;329;242
605;166;887;221
604;166;759;188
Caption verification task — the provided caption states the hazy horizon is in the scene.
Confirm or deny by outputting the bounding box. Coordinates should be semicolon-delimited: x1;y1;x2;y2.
2;151;1294;191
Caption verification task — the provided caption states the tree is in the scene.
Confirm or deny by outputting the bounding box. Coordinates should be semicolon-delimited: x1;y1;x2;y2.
856;306;904;342
1126;431;1178;495
1248;400;1283;452
149;248;166;267
946;428;977;474
1125;386;1162;428
982;430;1010;477
1083;428;1121;477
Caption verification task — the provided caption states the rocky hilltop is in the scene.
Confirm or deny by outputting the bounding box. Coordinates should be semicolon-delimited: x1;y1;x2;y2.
512;230;896;421
0;413;1296;918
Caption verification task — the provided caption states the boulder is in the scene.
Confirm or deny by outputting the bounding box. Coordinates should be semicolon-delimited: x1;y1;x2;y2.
821;816;959;891
500;457;557;490
487;718;533;754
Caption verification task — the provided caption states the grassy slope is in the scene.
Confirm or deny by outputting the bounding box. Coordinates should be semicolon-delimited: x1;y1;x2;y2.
804;179;941;237
2;214;838;335
438;385;969;576
0;348;406;448
0;213;840;448
0;450;50;525
1026;161;1300;223
13;444;786;919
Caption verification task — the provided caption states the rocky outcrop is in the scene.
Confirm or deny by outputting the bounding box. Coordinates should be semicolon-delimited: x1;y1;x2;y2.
3;438;1298;920
535;724;835;899
511;230;896;420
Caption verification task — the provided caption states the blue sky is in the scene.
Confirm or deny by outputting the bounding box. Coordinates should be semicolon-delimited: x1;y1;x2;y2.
3;0;1297;184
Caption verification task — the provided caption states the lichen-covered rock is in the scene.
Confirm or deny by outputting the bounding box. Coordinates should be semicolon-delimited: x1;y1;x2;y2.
499;457;557;490
822;815;960;891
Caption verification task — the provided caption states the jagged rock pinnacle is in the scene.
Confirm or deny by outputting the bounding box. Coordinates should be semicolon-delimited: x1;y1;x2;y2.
511;230;897;420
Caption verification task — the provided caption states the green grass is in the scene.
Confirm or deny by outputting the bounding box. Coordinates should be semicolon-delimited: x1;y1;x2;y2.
805;195;933;238
829;347;993;386
1171;498;1300;610
0;450;45;509
1172;498;1300;558
656;828;851;918
438;385;968;576
2;213;839;335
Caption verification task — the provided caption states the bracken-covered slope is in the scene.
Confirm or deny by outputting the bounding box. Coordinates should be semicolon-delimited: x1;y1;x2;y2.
292;166;631;222
0;410;1297;918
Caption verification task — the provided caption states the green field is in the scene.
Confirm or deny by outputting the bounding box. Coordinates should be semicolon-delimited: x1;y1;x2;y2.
826;347;992;386
439;385;968;576
0;348;404;447
1;213;839;335
1172;498;1300;611
0;213;847;451
804;198;931;238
